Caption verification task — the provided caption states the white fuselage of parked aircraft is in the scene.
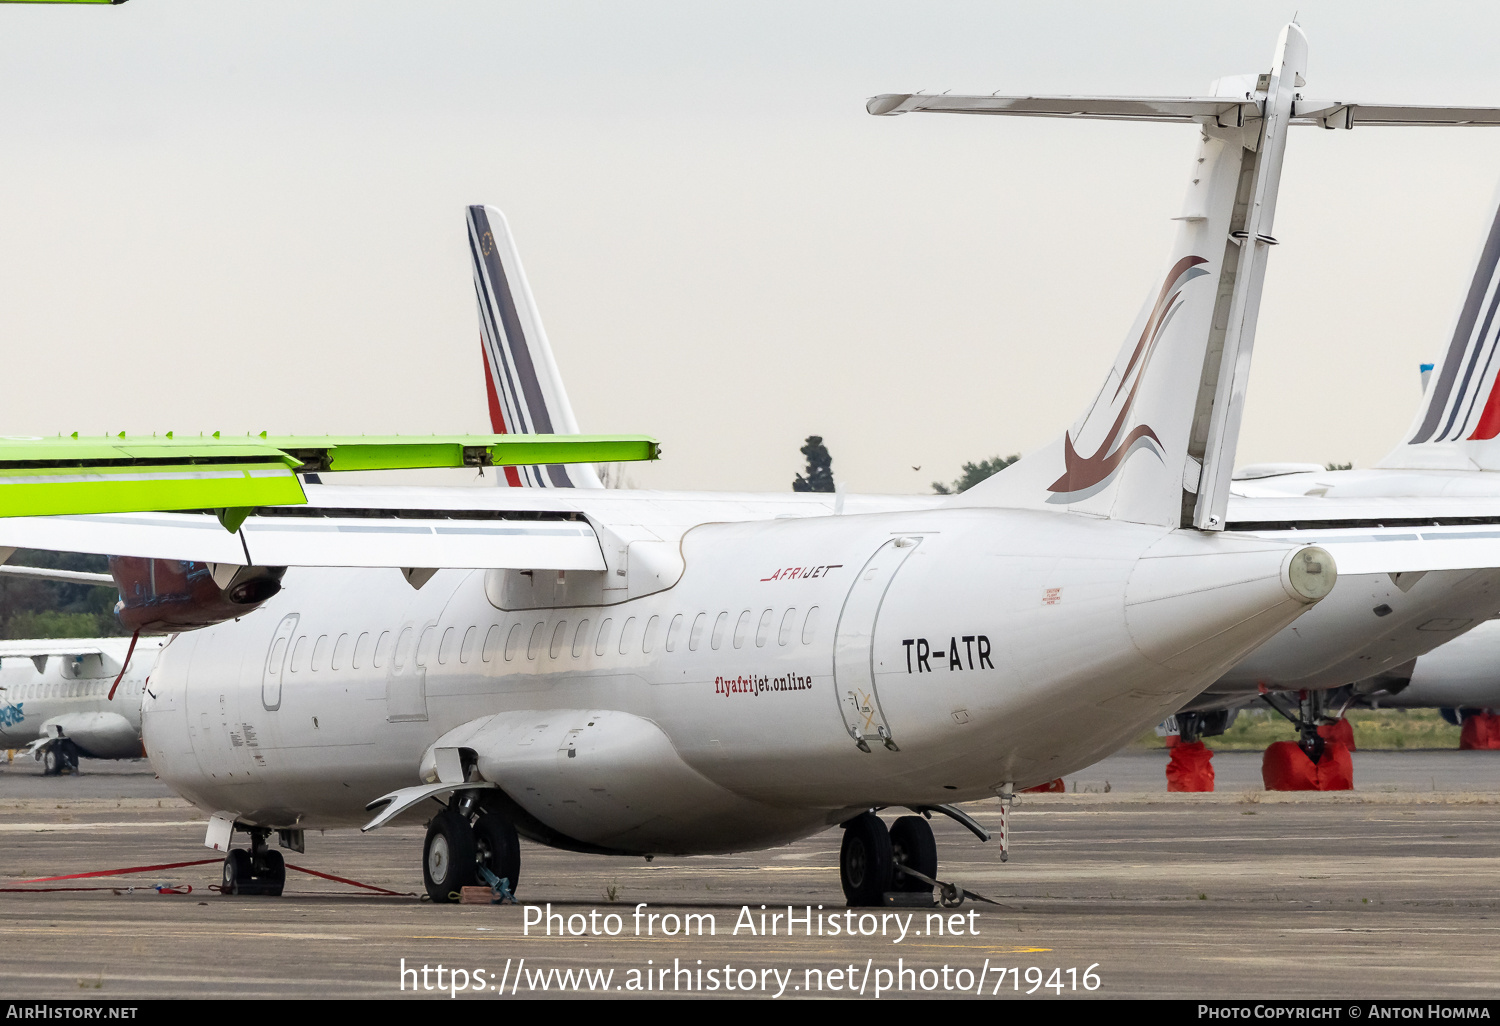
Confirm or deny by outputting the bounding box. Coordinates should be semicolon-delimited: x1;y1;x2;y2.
142;486;1325;852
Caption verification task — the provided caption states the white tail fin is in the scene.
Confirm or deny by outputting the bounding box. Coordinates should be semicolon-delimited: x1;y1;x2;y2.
1378;182;1500;471
467;204;602;488
926;25;1308;528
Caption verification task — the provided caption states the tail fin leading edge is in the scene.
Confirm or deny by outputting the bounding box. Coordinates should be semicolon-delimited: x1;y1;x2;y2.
467;204;602;488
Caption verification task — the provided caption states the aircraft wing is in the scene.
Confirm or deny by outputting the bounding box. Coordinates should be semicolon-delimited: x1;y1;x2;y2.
0;640;115;659
1228;494;1500;575
0;509;606;570
0;433;657;519
0;564;113;584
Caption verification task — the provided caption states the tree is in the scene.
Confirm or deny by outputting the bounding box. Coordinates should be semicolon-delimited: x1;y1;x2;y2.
0;549;123;639
933;455;1019;495
1325;461;1352;471
792;436;835;493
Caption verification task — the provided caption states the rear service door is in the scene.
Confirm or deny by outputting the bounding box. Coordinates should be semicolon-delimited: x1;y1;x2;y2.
833;536;921;751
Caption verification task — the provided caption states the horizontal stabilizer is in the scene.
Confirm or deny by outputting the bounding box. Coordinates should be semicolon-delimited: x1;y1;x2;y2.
867;93;1257;124
868;94;1500;130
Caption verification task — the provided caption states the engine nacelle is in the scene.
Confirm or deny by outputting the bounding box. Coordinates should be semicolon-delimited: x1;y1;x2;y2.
109;557;285;633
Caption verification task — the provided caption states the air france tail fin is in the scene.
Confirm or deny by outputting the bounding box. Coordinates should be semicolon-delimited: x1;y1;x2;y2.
468;204;602;488
911;25;1309;529
1378;183;1500;471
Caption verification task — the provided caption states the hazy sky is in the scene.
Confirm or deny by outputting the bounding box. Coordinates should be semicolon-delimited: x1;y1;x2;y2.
3;2;1500;493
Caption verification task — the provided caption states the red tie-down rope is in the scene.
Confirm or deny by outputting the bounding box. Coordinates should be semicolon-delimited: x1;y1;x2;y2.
107;628;141;701
1;857;415;897
0;857;220;893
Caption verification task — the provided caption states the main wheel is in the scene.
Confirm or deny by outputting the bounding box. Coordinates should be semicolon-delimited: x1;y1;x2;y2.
423;807;478;903
889;815;937;892
41;747;60;776
221;849;253;896
475;813;521;897
840;812;893;907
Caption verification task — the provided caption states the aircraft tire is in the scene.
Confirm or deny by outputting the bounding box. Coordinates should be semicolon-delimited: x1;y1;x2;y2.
475;812;521;897
222;849;253;896
258;849;286;897
889;815;938;893
41;747;59;776
840;812;894;907
423;808;478;903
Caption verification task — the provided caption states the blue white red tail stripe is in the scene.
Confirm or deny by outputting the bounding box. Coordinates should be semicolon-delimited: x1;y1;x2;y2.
467;205;601;488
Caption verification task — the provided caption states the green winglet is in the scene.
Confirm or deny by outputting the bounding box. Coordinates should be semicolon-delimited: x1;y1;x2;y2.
0;433;658;519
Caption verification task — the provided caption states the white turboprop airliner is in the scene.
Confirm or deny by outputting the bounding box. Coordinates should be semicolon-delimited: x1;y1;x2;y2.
0;636;164;774
8;24;1500;904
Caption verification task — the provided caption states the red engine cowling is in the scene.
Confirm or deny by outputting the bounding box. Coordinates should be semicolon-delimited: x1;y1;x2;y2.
109;557;285;633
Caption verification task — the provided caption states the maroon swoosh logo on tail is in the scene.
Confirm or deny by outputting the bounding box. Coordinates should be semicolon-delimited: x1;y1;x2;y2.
1048;255;1208;495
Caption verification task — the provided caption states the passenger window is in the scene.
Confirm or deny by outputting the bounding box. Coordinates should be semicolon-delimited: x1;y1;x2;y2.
352;632;369;669
802;606;820;645
732;611;751;649
312;635;329;671
460;626;478;664
642;615;660;653
755;609;773;648
710;611;729;651
394;627;414;670
527;622;545;660
504;625;522;662
779;608;797;646
415;626;437;667
483;625;503;662
667;614;686;653
437;627;456;665
618;616;637;655
289;636;307;673
595;618;613;657
572;620;590;658
687;613;706;652
549;621;568;659
331;633;349;670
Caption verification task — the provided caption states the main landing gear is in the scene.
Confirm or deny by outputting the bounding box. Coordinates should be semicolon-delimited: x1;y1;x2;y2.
39;740;80;776
423;794;521;904
220;828;287;897
840;812;944;908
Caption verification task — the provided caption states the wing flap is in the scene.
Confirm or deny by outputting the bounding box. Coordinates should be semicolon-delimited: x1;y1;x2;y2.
240;515;606;570
0;509;606;570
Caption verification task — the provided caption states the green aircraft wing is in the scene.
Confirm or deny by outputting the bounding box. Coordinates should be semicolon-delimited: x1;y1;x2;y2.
0;433;659;519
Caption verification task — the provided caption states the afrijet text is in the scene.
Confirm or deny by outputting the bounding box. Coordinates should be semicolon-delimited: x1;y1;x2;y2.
760;564;842;582
0;703;22;728
903;636;994;673
715;673;814;698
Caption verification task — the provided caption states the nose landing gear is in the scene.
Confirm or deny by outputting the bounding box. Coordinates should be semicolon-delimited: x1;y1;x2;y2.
422;795;521;904
219;828;287;896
